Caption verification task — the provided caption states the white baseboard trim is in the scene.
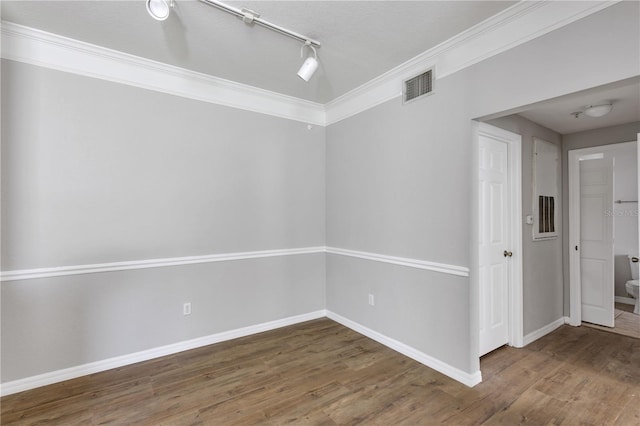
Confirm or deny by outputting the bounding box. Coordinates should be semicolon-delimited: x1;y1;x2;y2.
523;317;567;346
0;310;326;397
615;296;636;305
2;309;484;395
326;310;482;388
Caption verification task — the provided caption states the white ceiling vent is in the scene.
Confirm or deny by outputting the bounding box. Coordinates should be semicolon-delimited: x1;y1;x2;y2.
403;68;434;104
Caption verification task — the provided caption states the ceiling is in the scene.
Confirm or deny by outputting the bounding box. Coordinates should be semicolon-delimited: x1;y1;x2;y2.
517;77;640;135
3;0;638;130
1;0;516;104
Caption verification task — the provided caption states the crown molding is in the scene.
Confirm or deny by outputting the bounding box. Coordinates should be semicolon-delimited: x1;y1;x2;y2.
324;0;620;125
0;1;618;127
0;21;326;126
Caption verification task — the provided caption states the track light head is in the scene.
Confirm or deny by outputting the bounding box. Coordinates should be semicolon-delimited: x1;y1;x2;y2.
146;0;172;21
297;41;318;82
298;56;318;82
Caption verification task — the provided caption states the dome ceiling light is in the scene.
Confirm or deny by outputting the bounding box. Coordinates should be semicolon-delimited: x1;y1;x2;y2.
571;103;613;118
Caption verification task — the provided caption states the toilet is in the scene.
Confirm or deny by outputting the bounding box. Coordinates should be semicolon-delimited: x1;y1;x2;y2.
625;255;639;314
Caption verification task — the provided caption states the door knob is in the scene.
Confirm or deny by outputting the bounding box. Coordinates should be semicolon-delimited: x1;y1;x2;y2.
503;250;513;258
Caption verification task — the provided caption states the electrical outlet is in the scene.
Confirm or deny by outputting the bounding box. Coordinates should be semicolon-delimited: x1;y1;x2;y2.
368;294;375;306
183;302;191;316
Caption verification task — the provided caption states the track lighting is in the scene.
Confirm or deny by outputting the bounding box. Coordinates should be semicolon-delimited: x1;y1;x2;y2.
571;103;613;119
146;0;173;21
297;41;318;82
146;0;321;82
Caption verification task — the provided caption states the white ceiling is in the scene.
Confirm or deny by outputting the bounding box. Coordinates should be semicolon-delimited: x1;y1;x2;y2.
1;0;516;104
4;0;638;130
518;78;640;135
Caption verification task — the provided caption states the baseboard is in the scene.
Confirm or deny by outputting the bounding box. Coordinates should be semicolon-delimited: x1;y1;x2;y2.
523;317;567;346
325;310;482;388
615;296;636;305
2;309;484;395
0;310;326;397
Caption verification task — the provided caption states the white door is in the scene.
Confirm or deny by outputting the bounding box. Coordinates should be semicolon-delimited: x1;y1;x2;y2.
580;155;614;327
479;133;511;356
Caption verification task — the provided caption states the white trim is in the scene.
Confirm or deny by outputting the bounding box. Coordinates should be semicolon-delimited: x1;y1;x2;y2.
1;1;617;127
324;1;618;125
615;296;636;305
506;126;524;349
0;22;326;126
568;142;637;327
568;149;582;326
474;122;524;351
326;310;482;388
2;247;470;282
1;247;326;282
522;317;567;346
0;310;327;397
325;247;469;277
1;309;487;395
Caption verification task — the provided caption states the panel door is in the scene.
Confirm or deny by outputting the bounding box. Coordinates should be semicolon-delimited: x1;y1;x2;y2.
580;155;614;327
479;134;510;356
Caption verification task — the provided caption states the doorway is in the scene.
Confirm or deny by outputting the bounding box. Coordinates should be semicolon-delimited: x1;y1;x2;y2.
568;141;639;331
475;122;523;356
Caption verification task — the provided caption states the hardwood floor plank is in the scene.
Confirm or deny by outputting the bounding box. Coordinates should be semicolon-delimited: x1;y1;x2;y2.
482;388;568;425
615;395;640;425
583;305;640;339
2;320;638;425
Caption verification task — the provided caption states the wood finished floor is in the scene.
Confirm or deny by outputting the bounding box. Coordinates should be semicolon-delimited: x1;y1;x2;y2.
582;303;640;340
2;319;639;425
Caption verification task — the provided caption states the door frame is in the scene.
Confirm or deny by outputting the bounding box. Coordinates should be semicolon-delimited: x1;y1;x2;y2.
473;121;524;355
568;142;635;326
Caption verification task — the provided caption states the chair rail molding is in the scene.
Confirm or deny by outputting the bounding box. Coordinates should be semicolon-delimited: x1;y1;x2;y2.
0;247;326;282
325;247;469;277
2;247;469;282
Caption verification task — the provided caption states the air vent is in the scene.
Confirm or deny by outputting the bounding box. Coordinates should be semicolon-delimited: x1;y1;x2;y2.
403;68;434;104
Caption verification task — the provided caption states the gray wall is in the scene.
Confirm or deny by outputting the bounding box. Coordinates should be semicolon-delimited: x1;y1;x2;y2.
326;2;639;375
326;88;473;371
486;115;564;335
2;60;325;270
2;255;325;382
1;60;326;382
562;122;640;312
